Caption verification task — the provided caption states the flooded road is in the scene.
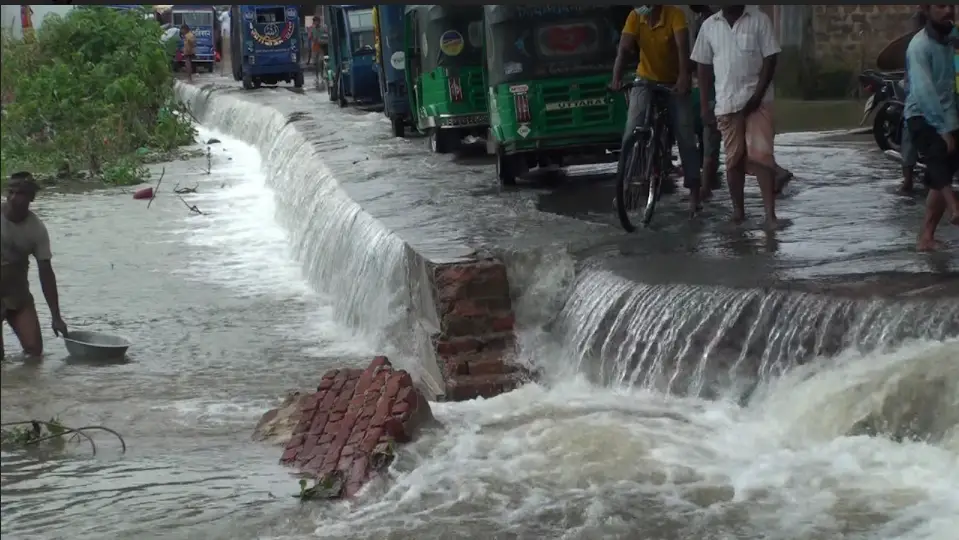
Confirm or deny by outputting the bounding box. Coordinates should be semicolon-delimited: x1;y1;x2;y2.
2;81;957;539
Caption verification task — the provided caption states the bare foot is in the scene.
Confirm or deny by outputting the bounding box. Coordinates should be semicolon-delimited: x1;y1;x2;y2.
898;183;915;195
917;237;941;252
950;213;959;226
764;218;779;231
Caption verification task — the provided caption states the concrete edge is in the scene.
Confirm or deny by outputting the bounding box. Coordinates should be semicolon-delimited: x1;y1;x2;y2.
174;82;529;402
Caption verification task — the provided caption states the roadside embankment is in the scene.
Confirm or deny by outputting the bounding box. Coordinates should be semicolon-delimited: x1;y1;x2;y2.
174;82;530;404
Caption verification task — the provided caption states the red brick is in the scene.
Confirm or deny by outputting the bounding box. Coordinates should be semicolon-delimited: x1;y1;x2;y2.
369;356;391;371
467;358;507;376
321;369;339;381
318;388;338;411
328;412;344;423
332;392;352;414
441;357;469;379
309;412;330;434
331;376;346;392
345;481;365;498
318;432;335;444
293;416;312;435
318;378;334;391
349;456;369;483
337;455;354;470
280;447;298;463
361;427;383;452
391;401;409;416
299;393;321;413
491;314;515;332
371;396;392;427
383;417;409;442
395;386;412;405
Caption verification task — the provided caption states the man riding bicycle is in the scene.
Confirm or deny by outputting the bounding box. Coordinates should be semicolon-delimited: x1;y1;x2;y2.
612;4;702;215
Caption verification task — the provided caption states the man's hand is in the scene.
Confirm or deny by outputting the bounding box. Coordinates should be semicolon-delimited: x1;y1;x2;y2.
675;73;691;96
52;316;68;338
943;132;957;155
741;93;763;117
610;76;623;91
701;105;716;126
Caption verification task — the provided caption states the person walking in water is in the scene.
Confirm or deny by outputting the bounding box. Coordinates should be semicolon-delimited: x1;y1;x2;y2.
691;5;781;228
181;23;197;83
1;172;68;358
904;4;959;251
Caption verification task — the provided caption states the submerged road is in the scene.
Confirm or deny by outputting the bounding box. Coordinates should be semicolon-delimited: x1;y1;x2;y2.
189;77;957;294
1;78;956;540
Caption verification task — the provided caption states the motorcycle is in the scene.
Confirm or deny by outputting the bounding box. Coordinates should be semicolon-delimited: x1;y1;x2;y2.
858;69;906;152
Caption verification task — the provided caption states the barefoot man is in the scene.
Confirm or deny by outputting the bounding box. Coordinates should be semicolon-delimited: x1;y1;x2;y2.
692;5;780;228
1;172;68;357
904;4;959;251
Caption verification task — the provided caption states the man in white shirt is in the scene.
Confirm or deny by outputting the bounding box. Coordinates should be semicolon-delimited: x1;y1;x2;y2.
691;5;781;228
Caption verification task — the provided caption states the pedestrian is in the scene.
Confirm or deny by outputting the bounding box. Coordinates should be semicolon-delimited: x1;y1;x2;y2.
903;4;959;252
180;23;196;83
308;18;323;66
899;7;930;194
691;5;781;228
612;4;702;216
688;5;722;201
1;172;69;358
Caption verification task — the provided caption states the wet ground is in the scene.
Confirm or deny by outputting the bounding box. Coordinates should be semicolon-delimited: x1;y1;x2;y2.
1;78;956;539
185;77;957;298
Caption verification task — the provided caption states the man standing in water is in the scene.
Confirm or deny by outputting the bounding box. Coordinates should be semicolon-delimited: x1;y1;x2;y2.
180;23;197;84
692;5;781;228
1;172;68;357
904;4;959;251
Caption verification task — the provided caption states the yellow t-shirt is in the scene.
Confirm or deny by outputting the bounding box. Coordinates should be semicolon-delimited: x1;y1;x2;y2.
183;32;197;56
622;6;687;83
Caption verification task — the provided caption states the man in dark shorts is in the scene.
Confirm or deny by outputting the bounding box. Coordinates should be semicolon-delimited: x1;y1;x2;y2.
180;23;196;83
1;172;69;357
904;4;959;251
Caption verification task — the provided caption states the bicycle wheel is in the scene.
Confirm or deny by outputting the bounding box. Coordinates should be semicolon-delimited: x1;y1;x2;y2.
641;128;671;226
615;130;655;232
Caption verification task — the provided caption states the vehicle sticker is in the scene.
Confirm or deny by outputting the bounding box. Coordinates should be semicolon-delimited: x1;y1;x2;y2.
504;62;523;75
390;51;405;70
243;10;254;20
544;97;608;111
285;7;297;20
509;84;528;94
517;124;531;138
439;30;465;56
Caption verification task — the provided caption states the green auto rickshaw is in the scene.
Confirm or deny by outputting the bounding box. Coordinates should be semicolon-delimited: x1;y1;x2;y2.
483;5;632;185
403;5;488;153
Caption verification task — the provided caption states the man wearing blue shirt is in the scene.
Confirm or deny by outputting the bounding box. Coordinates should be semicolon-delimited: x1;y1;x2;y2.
904;4;959;251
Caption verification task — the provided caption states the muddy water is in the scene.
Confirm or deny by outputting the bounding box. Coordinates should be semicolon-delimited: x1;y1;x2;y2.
2;83;958;540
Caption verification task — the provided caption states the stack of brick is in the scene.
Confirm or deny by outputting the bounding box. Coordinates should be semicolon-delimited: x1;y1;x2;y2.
277;356;433;499
429;259;531;401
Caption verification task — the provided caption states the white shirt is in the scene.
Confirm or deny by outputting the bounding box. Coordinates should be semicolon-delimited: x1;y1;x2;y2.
690;6;781;116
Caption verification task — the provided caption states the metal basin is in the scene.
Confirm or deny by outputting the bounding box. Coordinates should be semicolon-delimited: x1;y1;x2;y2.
62;330;131;360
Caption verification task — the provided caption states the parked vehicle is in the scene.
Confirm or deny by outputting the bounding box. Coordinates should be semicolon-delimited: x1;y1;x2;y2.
403;5;488;153
229;5;304;90
482;5;632;185
326;5;381;107
858;69;906;152
374;5;412;137
171;5;219;72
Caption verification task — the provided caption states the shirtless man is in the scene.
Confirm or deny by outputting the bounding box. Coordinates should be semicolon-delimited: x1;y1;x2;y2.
1;172;68;357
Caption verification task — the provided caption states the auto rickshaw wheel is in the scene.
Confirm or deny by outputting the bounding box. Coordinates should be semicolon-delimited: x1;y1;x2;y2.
293;71;304;89
495;146;519;186
391;117;404;138
430;129;462;154
242;74;254;90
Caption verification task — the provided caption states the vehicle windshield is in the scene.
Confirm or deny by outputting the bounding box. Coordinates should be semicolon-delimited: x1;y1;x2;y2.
172;11;214;27
349;9;374;31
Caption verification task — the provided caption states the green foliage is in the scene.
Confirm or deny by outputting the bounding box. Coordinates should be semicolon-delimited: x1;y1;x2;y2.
1;7;196;186
1;418;67;449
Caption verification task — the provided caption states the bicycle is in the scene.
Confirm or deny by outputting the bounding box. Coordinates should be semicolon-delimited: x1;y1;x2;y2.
612;79;675;232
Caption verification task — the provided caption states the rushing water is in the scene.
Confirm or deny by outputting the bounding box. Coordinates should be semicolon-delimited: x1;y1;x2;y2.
2;87;958;539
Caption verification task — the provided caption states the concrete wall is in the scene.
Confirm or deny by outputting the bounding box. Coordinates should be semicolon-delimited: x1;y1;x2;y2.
767;4;916;99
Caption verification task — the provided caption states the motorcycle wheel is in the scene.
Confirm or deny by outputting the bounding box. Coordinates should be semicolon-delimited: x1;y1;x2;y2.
872;101;901;152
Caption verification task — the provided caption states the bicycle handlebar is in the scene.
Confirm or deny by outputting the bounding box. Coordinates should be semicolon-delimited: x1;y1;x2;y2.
609;80;676;94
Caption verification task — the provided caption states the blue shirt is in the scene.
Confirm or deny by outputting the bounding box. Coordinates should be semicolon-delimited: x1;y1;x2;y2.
904;29;958;134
